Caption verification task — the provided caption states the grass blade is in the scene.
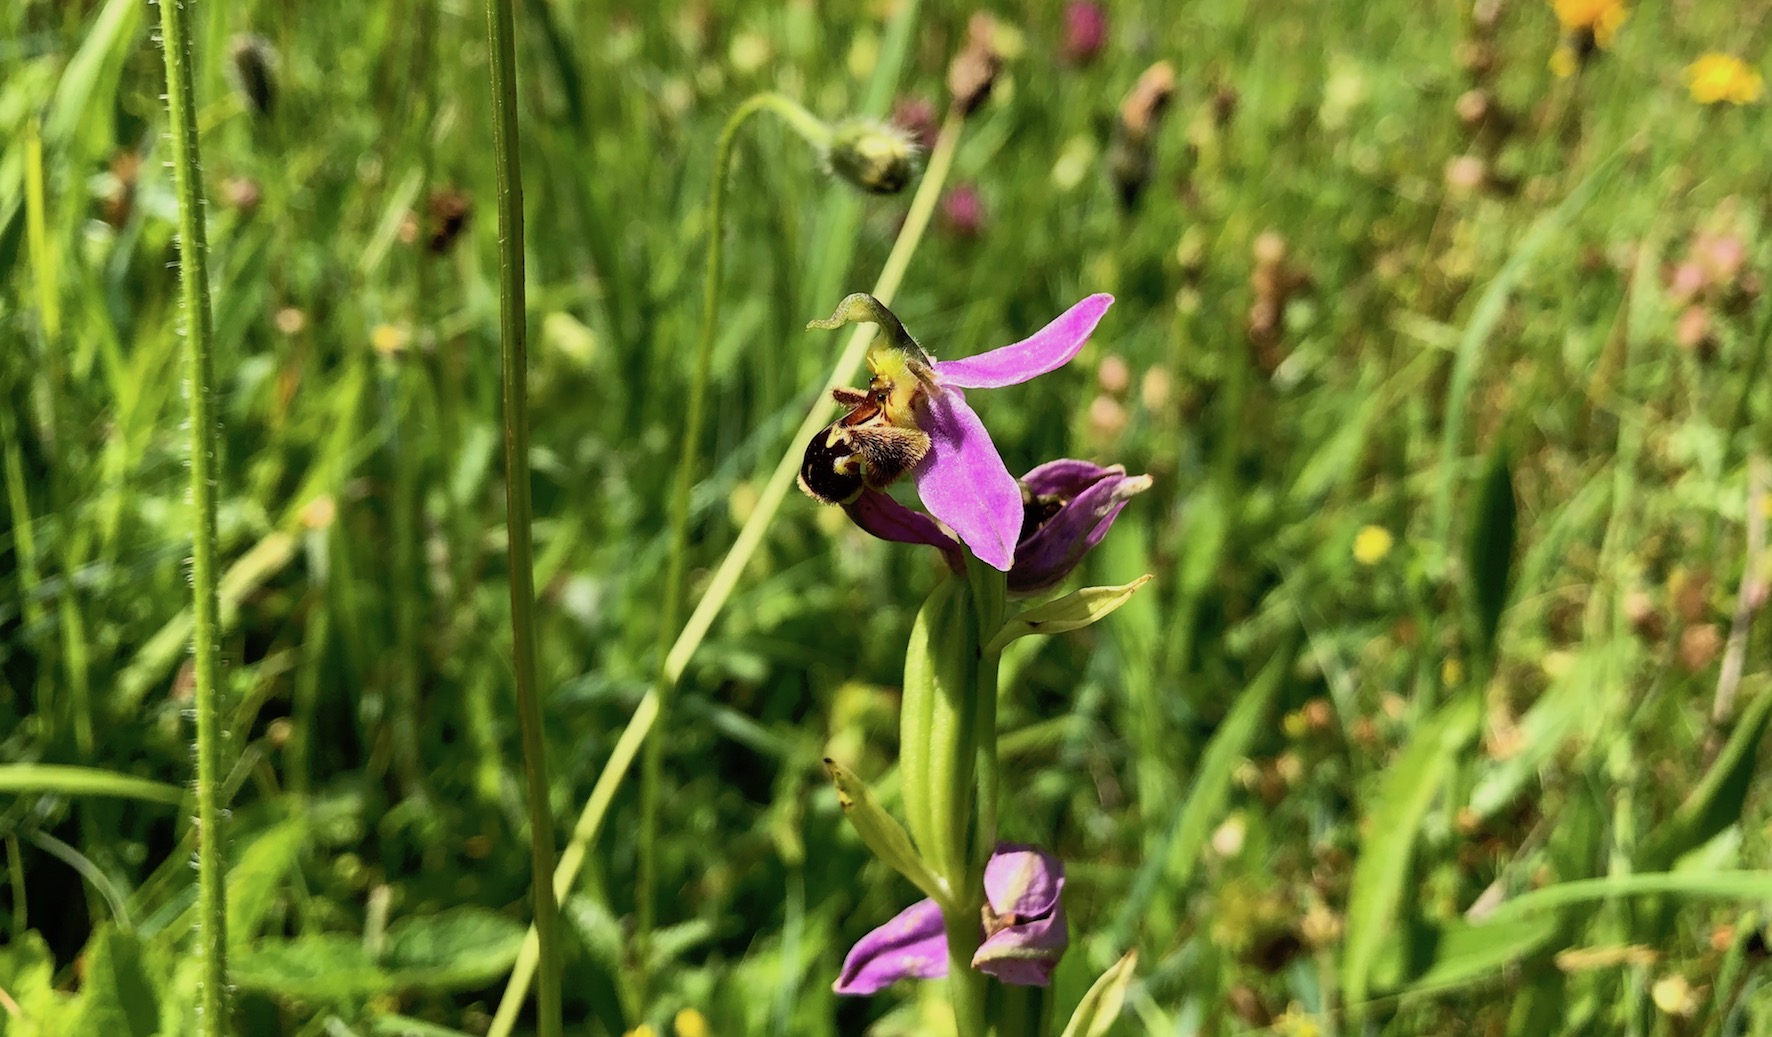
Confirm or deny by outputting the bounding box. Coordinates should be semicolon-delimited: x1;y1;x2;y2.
1341;691;1482;1016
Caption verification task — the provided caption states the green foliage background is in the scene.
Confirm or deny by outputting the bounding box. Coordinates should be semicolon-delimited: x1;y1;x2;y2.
2;0;1771;1033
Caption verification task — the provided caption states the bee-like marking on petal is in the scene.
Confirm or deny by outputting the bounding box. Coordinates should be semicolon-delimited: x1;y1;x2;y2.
798;345;935;507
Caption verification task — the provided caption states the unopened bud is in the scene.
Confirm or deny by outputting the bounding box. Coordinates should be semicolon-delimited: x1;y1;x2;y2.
1120;61;1176;142
1676;305;1714;359
826;119;920;195
948;13;1003;116
1679;623;1723;672
426;188;473;254
1456;89;1491;128
227;34;279;117
1109;62;1176;210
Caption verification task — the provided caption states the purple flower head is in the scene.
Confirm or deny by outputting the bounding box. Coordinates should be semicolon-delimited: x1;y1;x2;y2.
942;183;987;238
804;294;1115;574
834;844;1067;996
891;95;940;151
844;460;1151;594
1062;2;1109;66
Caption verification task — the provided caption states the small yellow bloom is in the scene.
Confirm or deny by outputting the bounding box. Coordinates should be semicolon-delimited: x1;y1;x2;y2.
623;1027;658;1037
1275;1004;1324;1037
674;1009;711;1037
370;322;410;357
1352;525;1394;565
1651;974;1696;1016
1549;45;1579;79
1552;0;1627;47
1441;658;1466;687
1685;53;1764;105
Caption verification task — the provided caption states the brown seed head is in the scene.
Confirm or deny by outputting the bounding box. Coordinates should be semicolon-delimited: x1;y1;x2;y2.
948;13;1003;117
1119;60;1176;141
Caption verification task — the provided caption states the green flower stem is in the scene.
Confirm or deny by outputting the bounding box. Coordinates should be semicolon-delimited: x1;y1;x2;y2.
484;108;965;1037
483;0;563;1035
943;904;989;1037
636;88;834;1002
966;558;1007;869
153;0;228;1031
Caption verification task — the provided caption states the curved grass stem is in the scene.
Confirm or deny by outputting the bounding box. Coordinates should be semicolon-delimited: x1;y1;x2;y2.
486;106;967;1037
635;89;826;1002
483;0;563;1034
153;0;228;1030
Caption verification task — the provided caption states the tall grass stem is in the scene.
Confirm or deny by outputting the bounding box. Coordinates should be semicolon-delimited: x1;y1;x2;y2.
486;107;966;1037
636;91;831;1000
153;0;228;1029
483;0;563;1034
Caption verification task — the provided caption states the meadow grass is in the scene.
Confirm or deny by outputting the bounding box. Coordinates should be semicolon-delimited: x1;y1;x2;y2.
2;0;1771;1034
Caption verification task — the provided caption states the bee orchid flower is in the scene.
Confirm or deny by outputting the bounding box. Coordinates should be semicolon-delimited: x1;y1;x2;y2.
803;294;1116;572
845;460;1151;594
834;844;1068;995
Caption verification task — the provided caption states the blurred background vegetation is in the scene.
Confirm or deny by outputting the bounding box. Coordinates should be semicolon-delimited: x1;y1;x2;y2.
3;0;1771;1034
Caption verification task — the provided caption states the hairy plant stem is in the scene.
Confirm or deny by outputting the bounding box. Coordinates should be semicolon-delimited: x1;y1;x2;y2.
485;107;966;1037
635;89;832;1003
154;0;228;1030
483;0;563;1034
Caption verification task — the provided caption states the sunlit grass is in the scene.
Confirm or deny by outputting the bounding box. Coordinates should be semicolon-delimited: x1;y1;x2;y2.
1;0;1769;1033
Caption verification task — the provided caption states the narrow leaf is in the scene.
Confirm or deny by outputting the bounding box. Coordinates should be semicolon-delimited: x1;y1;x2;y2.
71;927;161;1037
0;765;185;806
1432;154;1616;542
824;759;949;907
226;819;309;951
1466;443;1516;659
382;907;526;990
1640;689;1772;871
987;575;1154;653
1342;692;1482;1013
1060;950;1137;1037
1388;916;1560;993
1481;871;1772;922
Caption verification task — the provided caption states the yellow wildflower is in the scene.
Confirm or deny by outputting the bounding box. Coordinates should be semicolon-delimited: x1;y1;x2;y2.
370;322;410;357
624;1027;657;1037
1685;53;1764;105
1651;974;1697;1016
1275;1004;1324;1037
674;1009;711;1037
1552;0;1627;47
1549;0;1627;77
1352;525;1394;566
